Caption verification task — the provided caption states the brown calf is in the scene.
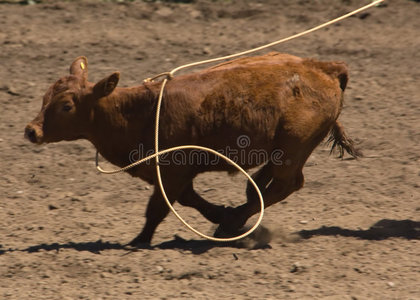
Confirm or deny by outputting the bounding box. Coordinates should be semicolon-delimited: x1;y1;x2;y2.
25;52;361;246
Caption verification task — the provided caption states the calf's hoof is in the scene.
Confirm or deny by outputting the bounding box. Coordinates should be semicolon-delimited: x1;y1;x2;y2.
213;224;272;249
127;236;153;249
217;206;247;233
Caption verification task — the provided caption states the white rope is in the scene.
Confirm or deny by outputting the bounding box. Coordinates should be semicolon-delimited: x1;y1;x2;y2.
96;0;385;242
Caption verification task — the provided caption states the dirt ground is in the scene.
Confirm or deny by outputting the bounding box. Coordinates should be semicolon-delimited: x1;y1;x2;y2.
0;0;419;299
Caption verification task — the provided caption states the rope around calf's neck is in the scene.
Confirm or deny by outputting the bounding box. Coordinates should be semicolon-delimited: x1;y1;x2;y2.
95;0;385;242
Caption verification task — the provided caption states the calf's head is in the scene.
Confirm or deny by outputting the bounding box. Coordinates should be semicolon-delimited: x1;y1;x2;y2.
25;56;120;144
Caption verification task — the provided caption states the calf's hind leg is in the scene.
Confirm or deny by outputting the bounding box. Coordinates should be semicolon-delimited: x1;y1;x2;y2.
216;162;274;233
218;167;304;234
177;182;226;224
245;162;273;210
177;163;274;230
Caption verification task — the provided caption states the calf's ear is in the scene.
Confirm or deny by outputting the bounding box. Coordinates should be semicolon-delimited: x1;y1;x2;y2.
93;72;120;98
70;56;88;82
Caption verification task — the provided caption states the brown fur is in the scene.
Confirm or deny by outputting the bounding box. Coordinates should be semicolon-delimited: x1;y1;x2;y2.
25;52;361;245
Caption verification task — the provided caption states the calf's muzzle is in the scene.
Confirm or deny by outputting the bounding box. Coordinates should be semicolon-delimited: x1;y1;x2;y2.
24;123;43;144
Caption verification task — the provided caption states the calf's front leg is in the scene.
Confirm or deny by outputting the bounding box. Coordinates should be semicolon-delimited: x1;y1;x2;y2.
128;187;174;247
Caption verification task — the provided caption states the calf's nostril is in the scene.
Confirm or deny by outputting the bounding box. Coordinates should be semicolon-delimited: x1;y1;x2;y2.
25;127;37;143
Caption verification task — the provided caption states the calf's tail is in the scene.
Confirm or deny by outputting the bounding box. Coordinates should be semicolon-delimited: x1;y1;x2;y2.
328;121;363;158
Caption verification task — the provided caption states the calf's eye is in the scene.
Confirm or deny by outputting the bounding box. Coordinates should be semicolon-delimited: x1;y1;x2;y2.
62;103;73;112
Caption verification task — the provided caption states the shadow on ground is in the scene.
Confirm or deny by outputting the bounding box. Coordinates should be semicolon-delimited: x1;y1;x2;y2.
298;219;420;240
1;219;418;256
0;236;236;255
0;240;128;255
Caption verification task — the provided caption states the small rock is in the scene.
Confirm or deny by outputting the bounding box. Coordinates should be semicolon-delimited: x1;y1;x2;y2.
387;281;395;288
299;220;308;224
7;86;20;96
202;47;212;55
156;265;164;273
290;262;306;273
48;204;58;210
0;84;18;95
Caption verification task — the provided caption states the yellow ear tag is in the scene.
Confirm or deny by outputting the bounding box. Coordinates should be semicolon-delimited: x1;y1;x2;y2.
80;62;85;70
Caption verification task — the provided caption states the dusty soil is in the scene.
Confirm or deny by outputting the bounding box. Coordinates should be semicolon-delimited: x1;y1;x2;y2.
0;0;419;299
